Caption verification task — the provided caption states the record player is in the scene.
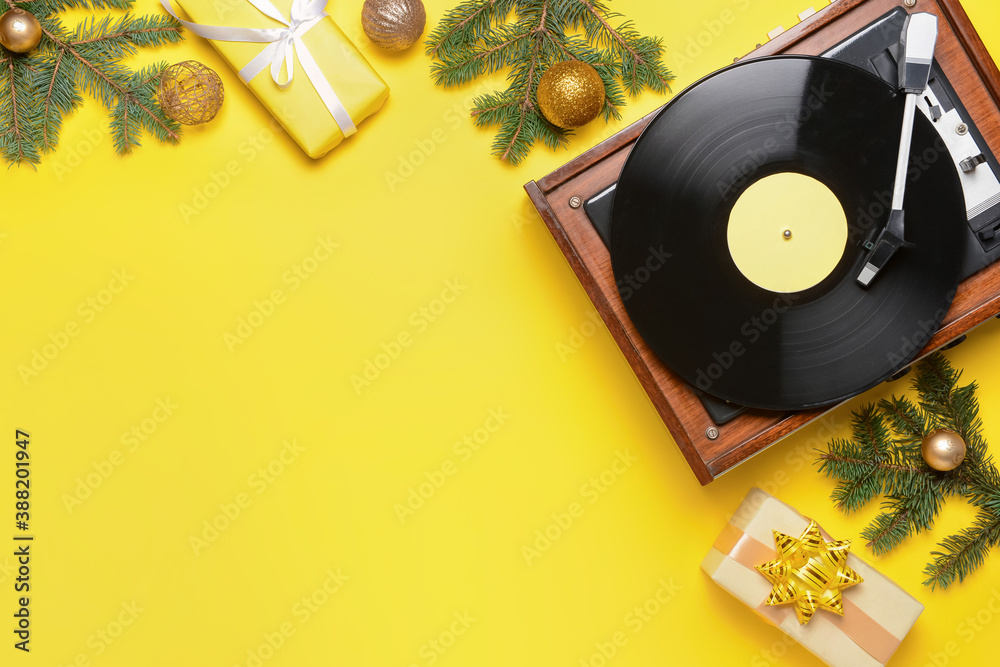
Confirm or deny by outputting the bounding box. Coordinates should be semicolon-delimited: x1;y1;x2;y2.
524;0;1000;484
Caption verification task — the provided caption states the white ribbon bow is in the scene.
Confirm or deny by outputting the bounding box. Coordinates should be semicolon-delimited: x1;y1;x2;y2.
160;0;357;136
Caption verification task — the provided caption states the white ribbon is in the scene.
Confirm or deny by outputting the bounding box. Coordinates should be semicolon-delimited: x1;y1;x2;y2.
161;0;357;136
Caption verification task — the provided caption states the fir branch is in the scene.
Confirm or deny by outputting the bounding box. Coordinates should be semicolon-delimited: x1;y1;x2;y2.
488;0;550;163
818;404;903;512
70;13;181;48
67;44;178;152
426;0;672;163
924;508;1000;589
39;46;79;151
574;1;671;93
864;482;946;554
425;0;514;59
817;352;1000;587
0;0;183;165
470;90;517;125
1;51;40;165
430;23;530;86
879;395;927;439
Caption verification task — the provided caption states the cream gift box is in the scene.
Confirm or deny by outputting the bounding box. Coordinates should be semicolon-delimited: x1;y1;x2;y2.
701;488;923;666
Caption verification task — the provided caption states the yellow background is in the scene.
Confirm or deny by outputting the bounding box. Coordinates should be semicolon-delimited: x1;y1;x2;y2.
4;0;1000;665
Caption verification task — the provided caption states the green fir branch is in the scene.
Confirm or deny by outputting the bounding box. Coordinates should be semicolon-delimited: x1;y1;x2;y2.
24;0;133;18
1;50;40;164
425;0;515;59
924;508;1000;589
879;395;927;439
863;483;946;555
1;0;183;165
427;0;672;163
816;352;1000;588
574;2;671;93
38;46;81;151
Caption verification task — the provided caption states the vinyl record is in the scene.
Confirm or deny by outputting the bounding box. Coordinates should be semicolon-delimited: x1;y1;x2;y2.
610;56;965;410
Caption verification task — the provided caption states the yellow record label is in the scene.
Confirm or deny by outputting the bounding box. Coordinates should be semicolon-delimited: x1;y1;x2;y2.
727;172;847;293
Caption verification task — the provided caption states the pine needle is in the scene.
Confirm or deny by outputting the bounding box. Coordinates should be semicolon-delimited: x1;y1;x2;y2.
426;0;673;164
816;352;1000;588
1;0;183;166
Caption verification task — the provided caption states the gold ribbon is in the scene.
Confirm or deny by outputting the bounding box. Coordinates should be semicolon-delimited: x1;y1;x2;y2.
712;524;901;665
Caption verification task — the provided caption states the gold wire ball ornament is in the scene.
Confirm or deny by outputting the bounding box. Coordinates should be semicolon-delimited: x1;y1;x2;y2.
537;60;605;130
921;429;967;471
158;61;225;125
362;0;426;51
0;8;43;54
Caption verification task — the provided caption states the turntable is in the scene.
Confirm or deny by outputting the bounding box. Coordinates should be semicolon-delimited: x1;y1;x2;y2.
524;0;1000;484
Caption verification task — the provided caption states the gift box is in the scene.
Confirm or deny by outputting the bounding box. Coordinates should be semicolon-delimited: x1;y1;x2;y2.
165;0;389;158
701;488;923;666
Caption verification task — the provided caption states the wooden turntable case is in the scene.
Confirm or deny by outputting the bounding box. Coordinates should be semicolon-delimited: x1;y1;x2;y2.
524;0;1000;484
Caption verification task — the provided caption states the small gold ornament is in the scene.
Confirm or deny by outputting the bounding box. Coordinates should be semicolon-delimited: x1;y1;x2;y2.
362;0;426;52
536;60;605;129
0;8;42;54
755;520;863;624
158;61;225;125
921;429;967;471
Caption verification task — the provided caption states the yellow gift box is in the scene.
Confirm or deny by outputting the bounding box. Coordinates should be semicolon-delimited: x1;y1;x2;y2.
168;0;389;158
702;488;923;667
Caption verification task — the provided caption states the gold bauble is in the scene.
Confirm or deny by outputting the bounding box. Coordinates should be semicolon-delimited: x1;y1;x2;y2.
0;8;42;54
537;60;605;129
921;429;967;471
362;0;426;51
158;61;225;125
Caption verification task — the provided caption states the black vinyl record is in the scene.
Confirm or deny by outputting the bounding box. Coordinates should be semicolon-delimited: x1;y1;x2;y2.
610;56;966;411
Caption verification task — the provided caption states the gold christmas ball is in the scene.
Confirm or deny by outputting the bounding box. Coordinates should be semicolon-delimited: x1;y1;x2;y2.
921;429;967;471
537;60;605;129
158;61;225;125
362;0;426;52
0;8;42;54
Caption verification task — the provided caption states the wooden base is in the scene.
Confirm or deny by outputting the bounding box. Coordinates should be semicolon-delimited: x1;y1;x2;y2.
524;0;1000;485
